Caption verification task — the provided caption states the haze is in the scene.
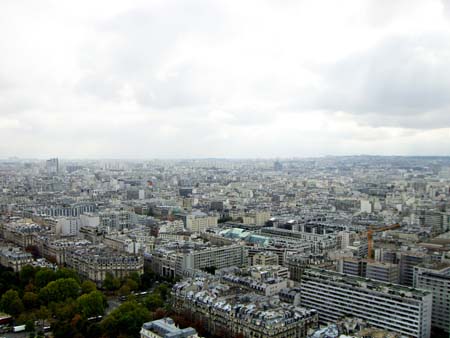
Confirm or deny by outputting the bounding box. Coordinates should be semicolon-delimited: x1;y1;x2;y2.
1;0;450;159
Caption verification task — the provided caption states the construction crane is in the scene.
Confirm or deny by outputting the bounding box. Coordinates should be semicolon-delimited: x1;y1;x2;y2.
367;223;401;260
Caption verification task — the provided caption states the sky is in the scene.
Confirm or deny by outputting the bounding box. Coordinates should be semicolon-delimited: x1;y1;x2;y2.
1;0;450;159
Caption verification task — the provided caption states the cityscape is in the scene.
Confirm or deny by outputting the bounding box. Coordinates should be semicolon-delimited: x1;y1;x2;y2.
1;1;450;337
0;156;450;337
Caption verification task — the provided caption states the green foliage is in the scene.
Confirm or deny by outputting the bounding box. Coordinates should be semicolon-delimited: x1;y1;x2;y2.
118;284;131;297
76;291;106;318
144;293;164;311
124;278;138;292
103;273;121;291
35;268;57;289
128;272;141;288
22;291;39;309
38;278;80;304
81;280;97;294
155;283;170;300
0;289;24;316
0;265;19;294
100;301;151;338
20;265;38;287
140;271;156;290
56;268;80;284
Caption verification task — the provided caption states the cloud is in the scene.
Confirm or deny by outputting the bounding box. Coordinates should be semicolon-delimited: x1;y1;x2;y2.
315;34;450;129
0;0;450;158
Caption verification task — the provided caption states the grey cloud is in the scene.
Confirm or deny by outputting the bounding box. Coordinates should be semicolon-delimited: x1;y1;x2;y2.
76;0;226;109
316;34;450;129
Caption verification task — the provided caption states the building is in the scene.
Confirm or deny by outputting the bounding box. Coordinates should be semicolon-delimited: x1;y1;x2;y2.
413;264;450;333
252;251;279;266
46;158;59;174
65;246;143;285
399;251;429;286
300;268;432;338
151;243;247;278
340;258;399;283
0;247;33;272
140;318;199;338
185;212;218;233
173;276;318;338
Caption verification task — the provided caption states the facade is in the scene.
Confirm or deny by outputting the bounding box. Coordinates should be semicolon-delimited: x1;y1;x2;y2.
413;264;450;333
252;251;279;266
1;221;42;248
300;268;432;338
173;277;318;338
399;252;429;286
0;247;33;272
185;213;218;233
65;246;143;285
340;258;399;283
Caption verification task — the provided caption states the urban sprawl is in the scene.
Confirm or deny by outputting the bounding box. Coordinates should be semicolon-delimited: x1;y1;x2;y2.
1;156;450;338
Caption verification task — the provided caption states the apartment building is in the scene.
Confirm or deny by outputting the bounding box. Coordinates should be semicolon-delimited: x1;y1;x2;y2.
173;277;318;338
300;268;432;338
66;246;143;285
413;264;450;333
151;243;247;278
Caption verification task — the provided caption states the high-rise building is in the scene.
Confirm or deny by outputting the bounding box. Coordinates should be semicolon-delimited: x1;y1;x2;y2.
414;264;450;333
46;158;59;174
300;268;432;338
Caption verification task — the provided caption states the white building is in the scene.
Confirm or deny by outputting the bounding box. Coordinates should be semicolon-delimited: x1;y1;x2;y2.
300;268;432;338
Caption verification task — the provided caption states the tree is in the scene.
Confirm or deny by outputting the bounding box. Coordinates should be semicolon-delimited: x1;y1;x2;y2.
103;273;120;292
100;301;151;338
144;293;164;311
155;283;170;300
81;280;97;295
0;289;24;316
20;265;38;286
56;268;81;284
118;284;131;297
76;291;106;318
22;291;39;309
35;268;57;289
38;278;80;304
140;271;155;290
128;272;141;289
123;278;138;292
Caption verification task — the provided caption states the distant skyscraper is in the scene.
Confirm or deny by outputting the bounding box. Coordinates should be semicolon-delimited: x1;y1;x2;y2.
46;158;59;174
274;160;283;171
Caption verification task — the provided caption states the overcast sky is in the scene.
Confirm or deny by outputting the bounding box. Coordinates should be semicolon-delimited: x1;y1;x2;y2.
1;0;450;159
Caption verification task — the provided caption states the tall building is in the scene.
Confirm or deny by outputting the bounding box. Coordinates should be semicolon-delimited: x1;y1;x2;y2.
340;258;399;283
46;158;59;174
300;268;432;338
399;252;429;286
413;264;450;333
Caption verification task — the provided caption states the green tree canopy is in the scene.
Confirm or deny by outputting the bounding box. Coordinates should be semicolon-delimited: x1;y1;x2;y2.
76;291;106;318
35;268;57;289
103;273;121;291
0;289;24;316
81;280;97;294
100;301;151;338
22;291;39;309
144;292;164;311
38;278;80;304
56;268;80;284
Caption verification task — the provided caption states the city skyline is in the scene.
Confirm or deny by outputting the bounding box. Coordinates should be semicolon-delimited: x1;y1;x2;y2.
1;0;450;158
